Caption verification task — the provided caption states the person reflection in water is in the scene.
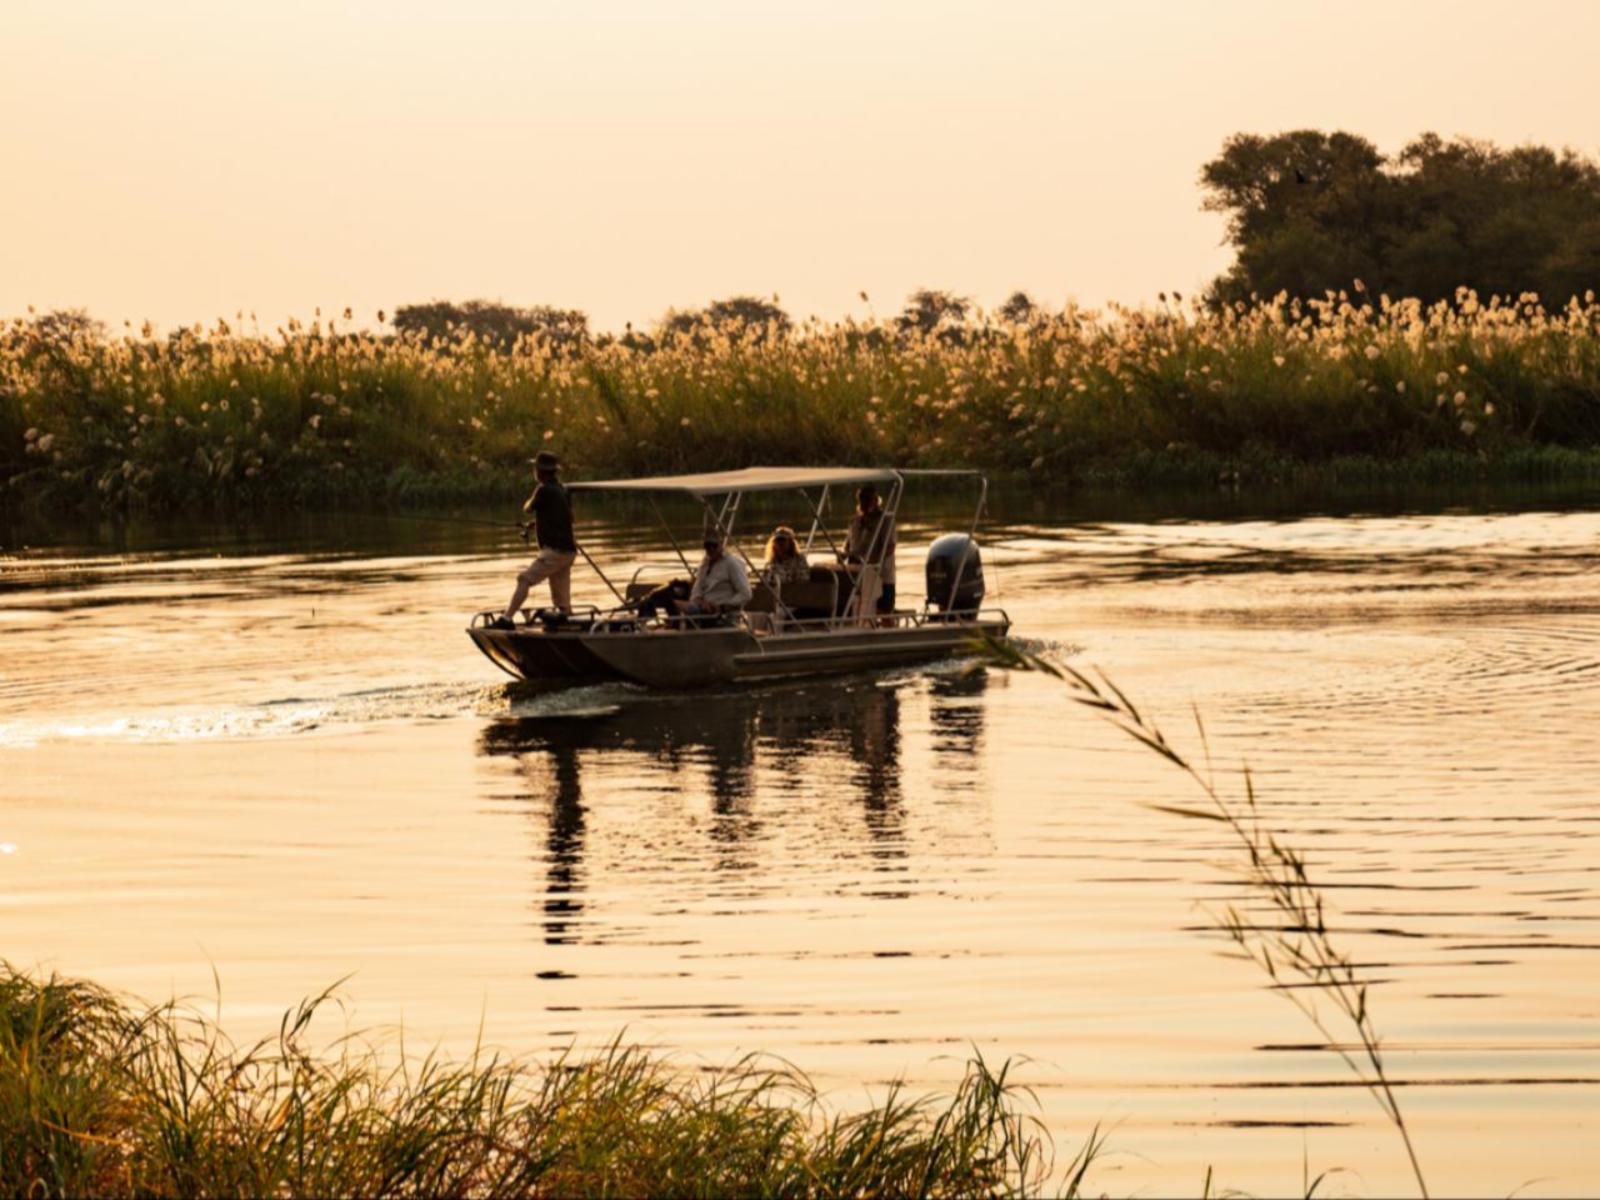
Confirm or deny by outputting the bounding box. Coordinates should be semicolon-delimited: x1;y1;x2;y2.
539;741;586;946
928;667;989;785
477;720;590;947
851;684;905;856
476;670;977;926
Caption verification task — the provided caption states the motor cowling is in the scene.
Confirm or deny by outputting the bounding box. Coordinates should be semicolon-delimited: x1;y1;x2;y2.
925;534;985;612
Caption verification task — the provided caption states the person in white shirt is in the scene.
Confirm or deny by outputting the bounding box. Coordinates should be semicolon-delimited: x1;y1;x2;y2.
634;537;752;624
682;537;752;617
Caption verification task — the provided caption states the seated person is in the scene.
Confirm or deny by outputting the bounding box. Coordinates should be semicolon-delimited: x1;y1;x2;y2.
635;536;752;624
760;525;810;587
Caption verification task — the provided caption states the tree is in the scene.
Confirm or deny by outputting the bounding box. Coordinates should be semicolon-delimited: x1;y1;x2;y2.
1200;130;1600;306
998;291;1042;324
25;308;106;345
896;289;970;338
1391;135;1600;303
660;295;791;344
392;300;588;349
1200;130;1392;304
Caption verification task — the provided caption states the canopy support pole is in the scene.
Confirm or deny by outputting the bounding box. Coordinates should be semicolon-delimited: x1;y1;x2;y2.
576;542;626;606
700;495;761;578
650;495;695;577
799;486;845;562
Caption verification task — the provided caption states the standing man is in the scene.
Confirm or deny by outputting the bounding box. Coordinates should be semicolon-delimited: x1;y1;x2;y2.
845;482;897;618
492;450;577;628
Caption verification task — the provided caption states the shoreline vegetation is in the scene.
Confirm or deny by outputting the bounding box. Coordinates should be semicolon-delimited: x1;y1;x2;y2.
6;288;1600;515
0;965;1087;1199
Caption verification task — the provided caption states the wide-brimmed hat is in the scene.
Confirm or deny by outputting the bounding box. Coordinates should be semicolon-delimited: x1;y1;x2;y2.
529;450;561;470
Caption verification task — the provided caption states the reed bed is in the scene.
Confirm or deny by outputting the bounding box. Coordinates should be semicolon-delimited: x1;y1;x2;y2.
5;288;1600;512
0;964;1090;1199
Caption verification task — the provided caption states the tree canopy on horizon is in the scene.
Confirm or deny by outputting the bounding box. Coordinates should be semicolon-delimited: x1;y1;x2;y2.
392;300;589;349
1202;130;1600;307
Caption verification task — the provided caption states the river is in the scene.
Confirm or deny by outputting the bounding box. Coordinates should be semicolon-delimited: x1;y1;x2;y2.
4;485;1599;1196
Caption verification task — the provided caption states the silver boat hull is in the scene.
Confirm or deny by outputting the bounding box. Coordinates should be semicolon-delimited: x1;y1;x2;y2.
467;614;1010;689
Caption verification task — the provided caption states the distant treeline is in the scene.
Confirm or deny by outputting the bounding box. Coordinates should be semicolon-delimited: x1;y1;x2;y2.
1201;130;1600;307
386;290;988;352
387;129;1600;343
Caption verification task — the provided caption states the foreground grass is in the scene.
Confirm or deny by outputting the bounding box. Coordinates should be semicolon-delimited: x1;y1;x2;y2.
0;965;1087;1199
5;288;1600;512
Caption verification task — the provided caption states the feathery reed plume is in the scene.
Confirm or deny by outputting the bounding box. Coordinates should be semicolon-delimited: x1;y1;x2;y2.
0;963;1099;1198
978;637;1429;1199
6;288;1600;513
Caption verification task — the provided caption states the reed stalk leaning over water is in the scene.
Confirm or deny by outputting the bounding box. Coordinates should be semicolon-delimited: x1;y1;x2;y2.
979;638;1429;1199
0;962;1106;1198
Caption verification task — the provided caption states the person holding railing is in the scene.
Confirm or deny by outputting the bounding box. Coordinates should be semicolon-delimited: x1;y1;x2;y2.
492;450;576;628
844;483;896;621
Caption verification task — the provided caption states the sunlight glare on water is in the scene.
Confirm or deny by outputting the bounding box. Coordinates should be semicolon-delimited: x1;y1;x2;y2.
3;494;1600;1196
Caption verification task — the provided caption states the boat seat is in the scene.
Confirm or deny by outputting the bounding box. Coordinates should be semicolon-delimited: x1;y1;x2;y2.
751;572;841;619
628;575;839;616
776;580;838;611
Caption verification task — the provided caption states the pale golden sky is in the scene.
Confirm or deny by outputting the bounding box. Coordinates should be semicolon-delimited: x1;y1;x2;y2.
3;0;1597;333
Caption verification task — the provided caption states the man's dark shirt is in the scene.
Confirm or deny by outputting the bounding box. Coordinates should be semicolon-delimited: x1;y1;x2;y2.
526;480;576;552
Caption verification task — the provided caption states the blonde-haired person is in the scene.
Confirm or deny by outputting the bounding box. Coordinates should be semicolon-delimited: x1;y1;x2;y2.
761;525;810;588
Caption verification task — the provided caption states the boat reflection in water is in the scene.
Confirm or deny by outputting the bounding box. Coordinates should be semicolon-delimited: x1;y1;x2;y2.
476;668;991;945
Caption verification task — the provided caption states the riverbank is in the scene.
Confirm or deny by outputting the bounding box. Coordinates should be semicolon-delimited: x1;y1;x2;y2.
5;292;1600;514
1;964;1081;1198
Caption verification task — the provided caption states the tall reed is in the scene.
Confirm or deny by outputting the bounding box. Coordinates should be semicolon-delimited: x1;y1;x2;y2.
5;287;1600;513
0;963;1099;1198
980;639;1429;1199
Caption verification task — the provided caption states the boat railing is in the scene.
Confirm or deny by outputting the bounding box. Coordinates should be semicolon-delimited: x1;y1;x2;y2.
626;563;685;590
471;603;1010;636
738;605;1010;636
470;605;609;630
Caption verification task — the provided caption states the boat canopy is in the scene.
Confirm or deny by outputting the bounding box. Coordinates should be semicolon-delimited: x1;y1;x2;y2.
568;466;902;499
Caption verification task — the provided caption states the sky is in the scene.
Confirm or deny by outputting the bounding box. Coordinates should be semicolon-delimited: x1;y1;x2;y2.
3;0;1599;334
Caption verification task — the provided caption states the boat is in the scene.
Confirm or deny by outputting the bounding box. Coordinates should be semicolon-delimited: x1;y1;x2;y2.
466;466;1010;688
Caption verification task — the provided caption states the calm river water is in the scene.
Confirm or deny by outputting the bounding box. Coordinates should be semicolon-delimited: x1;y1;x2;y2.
4;486;1599;1196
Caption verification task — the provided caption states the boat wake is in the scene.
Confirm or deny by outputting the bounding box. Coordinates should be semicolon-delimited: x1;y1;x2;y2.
0;677;635;748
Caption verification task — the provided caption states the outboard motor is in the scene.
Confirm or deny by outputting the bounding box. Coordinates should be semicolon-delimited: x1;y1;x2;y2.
925;534;985;614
